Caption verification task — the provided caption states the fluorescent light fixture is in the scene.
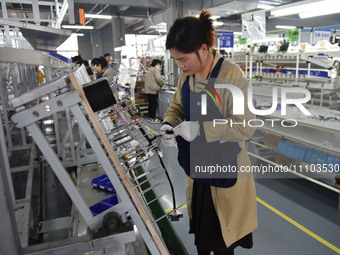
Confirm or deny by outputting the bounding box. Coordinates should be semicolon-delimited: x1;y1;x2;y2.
257;4;275;10
62;25;94;30
213;21;224;27
84;14;112;19
299;5;340;18
276;25;297;29
114;47;122;52
72;33;84;36
195;14;220;20
270;0;324;17
156;22;166;26
259;0;282;5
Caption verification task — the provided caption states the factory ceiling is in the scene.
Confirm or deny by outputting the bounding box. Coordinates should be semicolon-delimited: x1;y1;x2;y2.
0;0;340;35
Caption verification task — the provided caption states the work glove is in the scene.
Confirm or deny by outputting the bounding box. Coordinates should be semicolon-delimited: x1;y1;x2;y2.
173;121;200;142
160;124;177;147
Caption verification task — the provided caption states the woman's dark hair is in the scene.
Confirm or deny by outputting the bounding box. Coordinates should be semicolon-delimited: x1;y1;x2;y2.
165;9;216;53
91;57;108;68
72;55;83;65
150;59;162;67
82;60;89;67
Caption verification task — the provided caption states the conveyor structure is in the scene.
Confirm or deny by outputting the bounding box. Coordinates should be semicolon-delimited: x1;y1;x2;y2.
8;67;186;254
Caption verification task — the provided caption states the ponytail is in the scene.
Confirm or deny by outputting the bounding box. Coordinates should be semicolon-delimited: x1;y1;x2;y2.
199;9;216;49
166;9;216;53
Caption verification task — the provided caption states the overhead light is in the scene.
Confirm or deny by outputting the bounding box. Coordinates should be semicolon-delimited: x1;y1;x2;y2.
114;47;122;52
259;0;282;5
156;22;167;26
276;25;297;29
62;25;94;30
257;4;275;10
270;0;324;17
213;21;224;27
72;33;84;36
195;15;220;20
299;5;340;18
84;14;112;19
211;16;221;20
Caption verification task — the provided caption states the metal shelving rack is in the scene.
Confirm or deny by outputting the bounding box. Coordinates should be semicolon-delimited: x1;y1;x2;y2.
233;46;340;206
234;47;340;107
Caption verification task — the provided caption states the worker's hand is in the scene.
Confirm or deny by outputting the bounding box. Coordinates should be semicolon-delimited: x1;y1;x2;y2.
173;121;200;142
160;124;177;147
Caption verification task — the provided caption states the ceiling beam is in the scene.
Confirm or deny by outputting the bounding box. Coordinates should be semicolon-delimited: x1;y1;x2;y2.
56;0;69;28
93;18;112;30
1;0;56;6
73;0;167;9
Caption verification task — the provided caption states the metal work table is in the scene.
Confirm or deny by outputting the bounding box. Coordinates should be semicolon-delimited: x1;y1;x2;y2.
158;89;176;119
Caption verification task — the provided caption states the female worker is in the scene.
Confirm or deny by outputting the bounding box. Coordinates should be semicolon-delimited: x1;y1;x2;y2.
92;57;119;99
145;59;164;123
161;10;257;255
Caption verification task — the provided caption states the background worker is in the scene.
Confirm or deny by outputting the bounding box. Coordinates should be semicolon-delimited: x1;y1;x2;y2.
92;57;119;99
145;59;164;123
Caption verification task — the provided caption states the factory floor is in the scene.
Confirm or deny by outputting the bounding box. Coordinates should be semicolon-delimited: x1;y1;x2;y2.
8;117;340;255
145;120;340;255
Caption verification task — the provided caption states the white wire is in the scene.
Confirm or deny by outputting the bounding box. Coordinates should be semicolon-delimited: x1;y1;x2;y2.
145;0;162;37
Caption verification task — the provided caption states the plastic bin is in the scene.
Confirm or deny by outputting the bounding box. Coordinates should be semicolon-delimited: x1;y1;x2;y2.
304;148;340;166
276;140;306;161
48;51;72;63
91;174;116;193
90;194;119;216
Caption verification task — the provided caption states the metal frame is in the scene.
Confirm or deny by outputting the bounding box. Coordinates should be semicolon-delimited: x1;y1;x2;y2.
22;231;135;255
10;71;171;254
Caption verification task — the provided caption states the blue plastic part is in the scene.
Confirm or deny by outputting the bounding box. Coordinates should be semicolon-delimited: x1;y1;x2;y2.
262;68;276;73
90;175;137;217
48;51;72;63
90;194;119;216
91;174;116;193
251;67;328;77
276;140;306;161
277;140;340;166
304;148;339;165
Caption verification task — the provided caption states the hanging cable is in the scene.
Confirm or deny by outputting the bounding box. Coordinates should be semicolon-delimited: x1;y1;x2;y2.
124;105;182;220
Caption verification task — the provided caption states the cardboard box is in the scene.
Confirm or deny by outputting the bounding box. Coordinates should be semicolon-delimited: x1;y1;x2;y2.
135;81;145;88
126;99;146;106
275;153;301;167
264;133;280;149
